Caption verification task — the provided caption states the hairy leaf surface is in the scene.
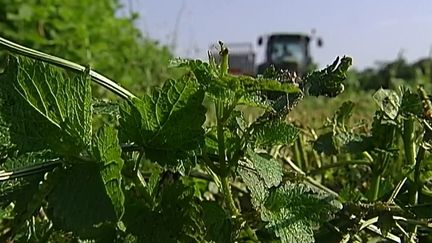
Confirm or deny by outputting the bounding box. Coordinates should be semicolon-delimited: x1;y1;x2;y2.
239;159;341;243
237;164;268;208
119;73;206;165
250;119;299;148
305;56;352;97
262;183;342;243
92;125;124;218
174;59;300;107
246;149;283;188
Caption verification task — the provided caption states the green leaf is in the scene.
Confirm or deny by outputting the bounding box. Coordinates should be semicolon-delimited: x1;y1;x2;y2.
123;180;205;243
246;149;283;188
92;125;124;219
239;161;342;243
119;73;206;166
175;59;300;107
313;132;338;156
305;56;352;97
333;101;355;128
371;112;398;149
237;165;268;208
46;164;118;240
202;201;233;243
230;75;301;94
400;90;423;117
0;56;92;155
314;131;366;156
262;182;342;243
373;89;400;119
250;119;299;148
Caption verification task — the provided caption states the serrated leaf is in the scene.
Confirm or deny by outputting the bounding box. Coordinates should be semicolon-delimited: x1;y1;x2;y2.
400;91;423;117
119;73;206;166
175;59;300;108
239;155;342;242
250;119;299;148
237;165;268;208
46;164;118;239
0;56;91;155
246;149;283;188
123;180;205;243
92;125;124;219
305;56;352;97
228;75;301;94
262;182;342;243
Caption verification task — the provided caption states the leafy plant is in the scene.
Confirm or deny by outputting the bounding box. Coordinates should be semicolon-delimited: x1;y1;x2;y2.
0;37;353;242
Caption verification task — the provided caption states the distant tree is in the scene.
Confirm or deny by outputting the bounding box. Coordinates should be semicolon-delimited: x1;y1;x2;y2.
351;55;432;91
0;0;172;95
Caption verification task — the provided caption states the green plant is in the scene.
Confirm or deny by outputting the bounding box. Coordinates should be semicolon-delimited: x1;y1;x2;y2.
0;38;354;242
307;85;432;242
0;0;172;96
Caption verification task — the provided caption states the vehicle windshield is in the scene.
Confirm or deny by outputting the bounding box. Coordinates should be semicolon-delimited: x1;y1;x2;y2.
269;40;305;64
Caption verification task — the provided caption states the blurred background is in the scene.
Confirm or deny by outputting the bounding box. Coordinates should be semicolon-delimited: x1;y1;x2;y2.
133;0;432;70
1;0;432;125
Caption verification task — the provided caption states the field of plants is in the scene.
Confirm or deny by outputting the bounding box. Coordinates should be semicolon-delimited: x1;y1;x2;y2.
1;1;432;243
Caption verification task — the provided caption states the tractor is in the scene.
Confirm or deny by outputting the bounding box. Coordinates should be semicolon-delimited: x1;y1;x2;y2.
210;32;322;77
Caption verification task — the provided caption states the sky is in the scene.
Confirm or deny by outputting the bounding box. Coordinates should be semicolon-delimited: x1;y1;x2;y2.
122;0;432;70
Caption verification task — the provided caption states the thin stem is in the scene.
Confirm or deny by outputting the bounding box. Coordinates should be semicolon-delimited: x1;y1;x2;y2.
370;174;381;201
215;101;227;173
214;97;240;219
282;157;340;198
363;151;374;163
291;138;302;169
297;134;309;170
402;117;416;167
221;176;239;216
134;149;145;173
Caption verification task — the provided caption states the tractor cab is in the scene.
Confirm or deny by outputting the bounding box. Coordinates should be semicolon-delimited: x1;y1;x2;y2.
257;33;319;75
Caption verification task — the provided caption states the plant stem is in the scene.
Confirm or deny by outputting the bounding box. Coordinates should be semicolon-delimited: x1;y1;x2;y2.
292;138;302;169
297;134;309;170
221;176;239;216
403;117;416;167
215;102;227;173
215;99;240;219
370;174;381;201
402;117;418;241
